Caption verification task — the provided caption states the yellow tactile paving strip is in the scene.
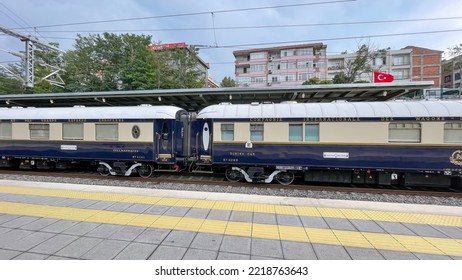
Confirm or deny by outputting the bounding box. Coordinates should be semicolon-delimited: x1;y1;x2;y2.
0;185;461;227
1;201;462;256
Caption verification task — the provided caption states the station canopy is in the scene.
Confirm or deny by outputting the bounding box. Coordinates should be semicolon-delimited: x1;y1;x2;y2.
0;82;434;111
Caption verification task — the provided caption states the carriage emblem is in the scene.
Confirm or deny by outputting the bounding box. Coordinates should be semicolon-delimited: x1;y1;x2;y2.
450;150;462;166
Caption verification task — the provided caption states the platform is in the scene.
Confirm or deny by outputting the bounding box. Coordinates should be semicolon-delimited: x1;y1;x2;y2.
0;179;461;260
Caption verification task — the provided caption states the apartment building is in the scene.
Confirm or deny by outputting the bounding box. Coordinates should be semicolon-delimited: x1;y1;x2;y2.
442;54;461;89
233;43;327;87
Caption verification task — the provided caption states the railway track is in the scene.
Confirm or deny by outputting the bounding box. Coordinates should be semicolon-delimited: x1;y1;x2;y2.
0;169;461;199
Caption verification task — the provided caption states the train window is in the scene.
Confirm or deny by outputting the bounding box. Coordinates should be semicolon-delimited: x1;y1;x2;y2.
444;122;462;143
29;124;50;140
289;124;303;141
96;124;118;141
305;124;319;142
388;123;421;143
62;123;83;140
221;124;234;141
250;123;264;141
0;123;12;139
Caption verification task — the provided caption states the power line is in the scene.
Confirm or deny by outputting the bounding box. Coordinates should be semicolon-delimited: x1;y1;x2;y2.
13;0;356;29
19;15;462;33
196;28;462;49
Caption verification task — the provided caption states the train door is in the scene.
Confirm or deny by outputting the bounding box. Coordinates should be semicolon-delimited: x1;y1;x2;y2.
197;121;212;162
155;120;175;163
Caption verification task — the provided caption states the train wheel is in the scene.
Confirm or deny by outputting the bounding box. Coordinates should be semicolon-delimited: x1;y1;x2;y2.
225;167;243;182
138;164;154;178
98;164;110;176
275;171;294;185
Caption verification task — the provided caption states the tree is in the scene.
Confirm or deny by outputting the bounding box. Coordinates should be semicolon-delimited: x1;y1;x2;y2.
302;77;332;85
446;43;462;97
220;76;237;87
0;73;23;94
63;33;159;92
332;41;389;84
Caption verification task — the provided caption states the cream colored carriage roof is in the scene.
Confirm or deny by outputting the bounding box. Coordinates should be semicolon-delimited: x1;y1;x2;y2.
0;105;185;120
197;100;462;119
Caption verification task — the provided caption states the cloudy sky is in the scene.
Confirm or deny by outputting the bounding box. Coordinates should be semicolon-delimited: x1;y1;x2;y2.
1;0;462;83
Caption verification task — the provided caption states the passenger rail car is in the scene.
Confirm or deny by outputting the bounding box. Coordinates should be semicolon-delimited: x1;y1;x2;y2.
0;105;188;178
193;101;462;188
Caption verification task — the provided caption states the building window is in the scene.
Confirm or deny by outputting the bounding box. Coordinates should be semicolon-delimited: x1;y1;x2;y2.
298;73;312;81
444;122;462;143
251;76;266;83
250;64;266;72
305;124;319;142
389;123;421;143
29;124;50;140
281;49;296;57
289;124;303;141
221;124;234;141
298;48;313;56
0;123;12;139
96;124;118;141
392;56;410;66
63;123;84;140
250;123;264;141
373;57;386;66
280;61;296;70
391;69;410;80
297;60;313;69
250;52;266;60
236;77;251;86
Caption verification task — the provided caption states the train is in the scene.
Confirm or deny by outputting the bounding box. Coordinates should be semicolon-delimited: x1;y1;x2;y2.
0;100;461;188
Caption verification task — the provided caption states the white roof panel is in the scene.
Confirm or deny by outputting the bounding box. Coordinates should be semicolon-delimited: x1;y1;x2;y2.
0;106;185;120
197;101;462;119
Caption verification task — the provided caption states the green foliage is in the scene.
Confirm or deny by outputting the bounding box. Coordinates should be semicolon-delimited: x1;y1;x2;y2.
0;73;23;94
220;76;237;87
302;77;321;85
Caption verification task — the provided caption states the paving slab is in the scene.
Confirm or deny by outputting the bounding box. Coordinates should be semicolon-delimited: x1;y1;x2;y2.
431;225;462;239
0;249;22;260
299;216;329;229
230;211;253;223
85;224;123;239
144;205;171;215
190;232;223;251
217;252;250;260
252;213;277;225
344;246;385;260
0;227;12;235
183;248;218;260
281;241;317;260
2;216;39;228
375;221;416;235
135;228;171;244
184;208;210;219
54;198;83;207
163;206;190;217
71;199;98;209
0;214;21;225
2;231;55;251
63;222;101;236
0;229;34;247
220;236;251;254
29;234;79;255
55;237;104;258
276;214;303;226
124;203;151;213
41;220;80;233
312;244;351;260
13;252;49;260
81;239;129;260
207;209;231;220
46;255;74;260
105;202;133;212
251;238;284;259
114;242;157;260
379;250;418;260
323;217;357;231
20;218;59;231
109;225;145;241
86;200;116;210
149;245;187;260
251;255;282;260
162;230;197;247
403;223;449;238
349;219;386;233
414;253;452;260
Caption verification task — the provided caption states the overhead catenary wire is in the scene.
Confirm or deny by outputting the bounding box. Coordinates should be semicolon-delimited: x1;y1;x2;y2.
11;0;356;29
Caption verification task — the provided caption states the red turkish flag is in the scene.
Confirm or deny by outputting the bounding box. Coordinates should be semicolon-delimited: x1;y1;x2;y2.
373;72;394;83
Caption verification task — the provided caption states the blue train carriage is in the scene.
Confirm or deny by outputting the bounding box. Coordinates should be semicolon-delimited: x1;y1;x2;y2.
196;101;462;188
0;105;188;177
